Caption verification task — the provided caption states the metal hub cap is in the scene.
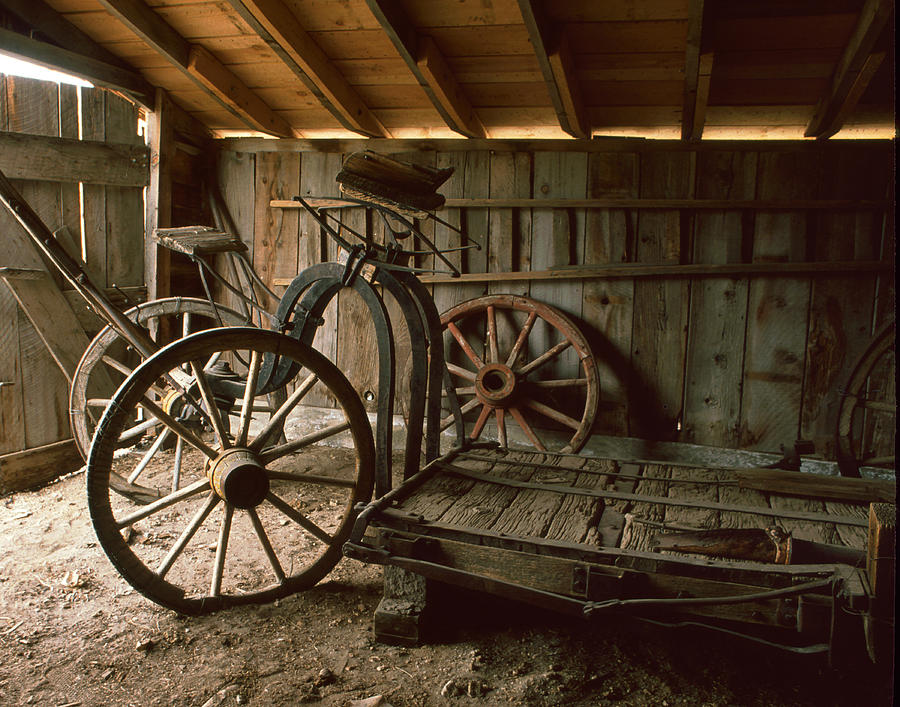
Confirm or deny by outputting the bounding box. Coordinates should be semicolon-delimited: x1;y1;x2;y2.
474;363;517;406
208;448;269;509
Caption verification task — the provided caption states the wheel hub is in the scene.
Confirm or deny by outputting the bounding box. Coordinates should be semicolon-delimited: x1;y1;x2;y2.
474;363;517;407
207;448;270;509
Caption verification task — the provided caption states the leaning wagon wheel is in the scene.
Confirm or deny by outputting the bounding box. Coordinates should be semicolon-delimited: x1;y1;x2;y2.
835;320;895;478
70;297;267;462
87;328;375;614
440;295;599;453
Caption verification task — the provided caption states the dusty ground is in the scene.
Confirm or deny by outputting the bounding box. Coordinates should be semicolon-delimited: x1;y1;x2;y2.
0;450;893;707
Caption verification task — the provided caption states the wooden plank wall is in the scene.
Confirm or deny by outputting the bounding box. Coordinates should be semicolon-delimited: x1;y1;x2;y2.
0;75;145;468
219;140;893;459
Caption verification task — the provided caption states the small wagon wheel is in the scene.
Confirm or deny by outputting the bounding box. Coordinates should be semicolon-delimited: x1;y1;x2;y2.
440;295;599;453
835;320;895;478
87;328;375;614
70;297;284;465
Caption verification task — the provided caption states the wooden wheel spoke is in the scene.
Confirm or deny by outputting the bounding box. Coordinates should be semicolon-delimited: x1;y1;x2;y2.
524;398;581;431
247;508;286;583
155;492;219;579
260;420;351;464
126;426;172;484
446;362;477;381
517;339;572;376
250;371;318;452
440;397;479;432
267;470;356;488
496;408;508;448
470;404;492;440
101;355;135;378
533;377;588;389
447;321;485;369
115;478;210;529
138;395;218;459
266;492;333;545
189;360;231;449
454;386;476;396
506;311;537;368
508;406;547;451
171;436;184;492
486;305;499;363
87;398;114;408
236;350;262;446
210;505;234;597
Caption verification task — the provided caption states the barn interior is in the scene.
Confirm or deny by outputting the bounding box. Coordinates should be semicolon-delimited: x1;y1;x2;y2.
0;1;896;705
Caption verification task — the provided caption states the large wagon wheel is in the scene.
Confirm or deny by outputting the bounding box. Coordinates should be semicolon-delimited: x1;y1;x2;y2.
70;297;253;462
441;295;599;453
87;328;375;614
835;320;895;478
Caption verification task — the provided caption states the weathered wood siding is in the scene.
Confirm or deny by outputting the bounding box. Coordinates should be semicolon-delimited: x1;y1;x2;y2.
220;139;893;459
0;76;146;484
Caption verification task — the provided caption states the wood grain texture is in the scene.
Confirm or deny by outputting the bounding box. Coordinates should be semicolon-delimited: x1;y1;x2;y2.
630;151;693;440
0;287;25;455
530;152;588;389
682;151;756;447
740;151;819;452
583;151;638;436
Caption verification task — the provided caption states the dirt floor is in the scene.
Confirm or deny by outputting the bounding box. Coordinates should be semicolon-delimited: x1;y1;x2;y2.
0;449;893;707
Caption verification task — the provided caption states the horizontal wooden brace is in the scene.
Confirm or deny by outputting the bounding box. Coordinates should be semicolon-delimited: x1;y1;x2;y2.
272;261;890;288
416;261;891;285
271;198;887;211
0;132;149;187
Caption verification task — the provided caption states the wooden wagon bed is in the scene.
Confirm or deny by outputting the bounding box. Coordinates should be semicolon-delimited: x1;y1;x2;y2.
345;443;892;656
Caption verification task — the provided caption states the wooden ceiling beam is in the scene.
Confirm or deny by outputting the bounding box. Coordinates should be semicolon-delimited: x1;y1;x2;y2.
0;27;156;109
227;0;387;138
365;0;485;138
681;0;711;141
0;0;129;70
805;0;894;138
96;0;293;138
517;0;588;138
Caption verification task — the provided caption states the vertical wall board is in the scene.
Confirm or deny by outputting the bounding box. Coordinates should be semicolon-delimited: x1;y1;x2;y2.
58;85;84;272
800;148;887;457
216;150;257;317
488;152;532;370
0;288;25;455
253;151;300;312
105;94;145;289
740;151;819;453
80;87;109;287
630;151;693;440
488;152;531;298
17;308;69;449
530;152;587;384
583;152;638;436
298;152;342;406
682;151;756;447
432;152;468;317
459;151;490;303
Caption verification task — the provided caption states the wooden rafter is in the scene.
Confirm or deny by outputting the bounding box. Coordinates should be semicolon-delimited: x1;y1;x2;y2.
365;0;484;138
0;0;132;69
681;0;710;141
805;0;894;138
0;27;155;109
95;0;293;138
516;0;588;139
225;0;387;138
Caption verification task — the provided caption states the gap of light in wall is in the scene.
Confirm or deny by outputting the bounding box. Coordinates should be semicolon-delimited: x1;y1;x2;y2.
0;54;94;88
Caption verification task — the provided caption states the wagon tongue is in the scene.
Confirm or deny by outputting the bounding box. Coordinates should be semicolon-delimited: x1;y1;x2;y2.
652;527;865;566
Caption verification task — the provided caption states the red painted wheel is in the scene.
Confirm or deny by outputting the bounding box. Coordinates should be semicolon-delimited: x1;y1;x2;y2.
440;295;599;453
